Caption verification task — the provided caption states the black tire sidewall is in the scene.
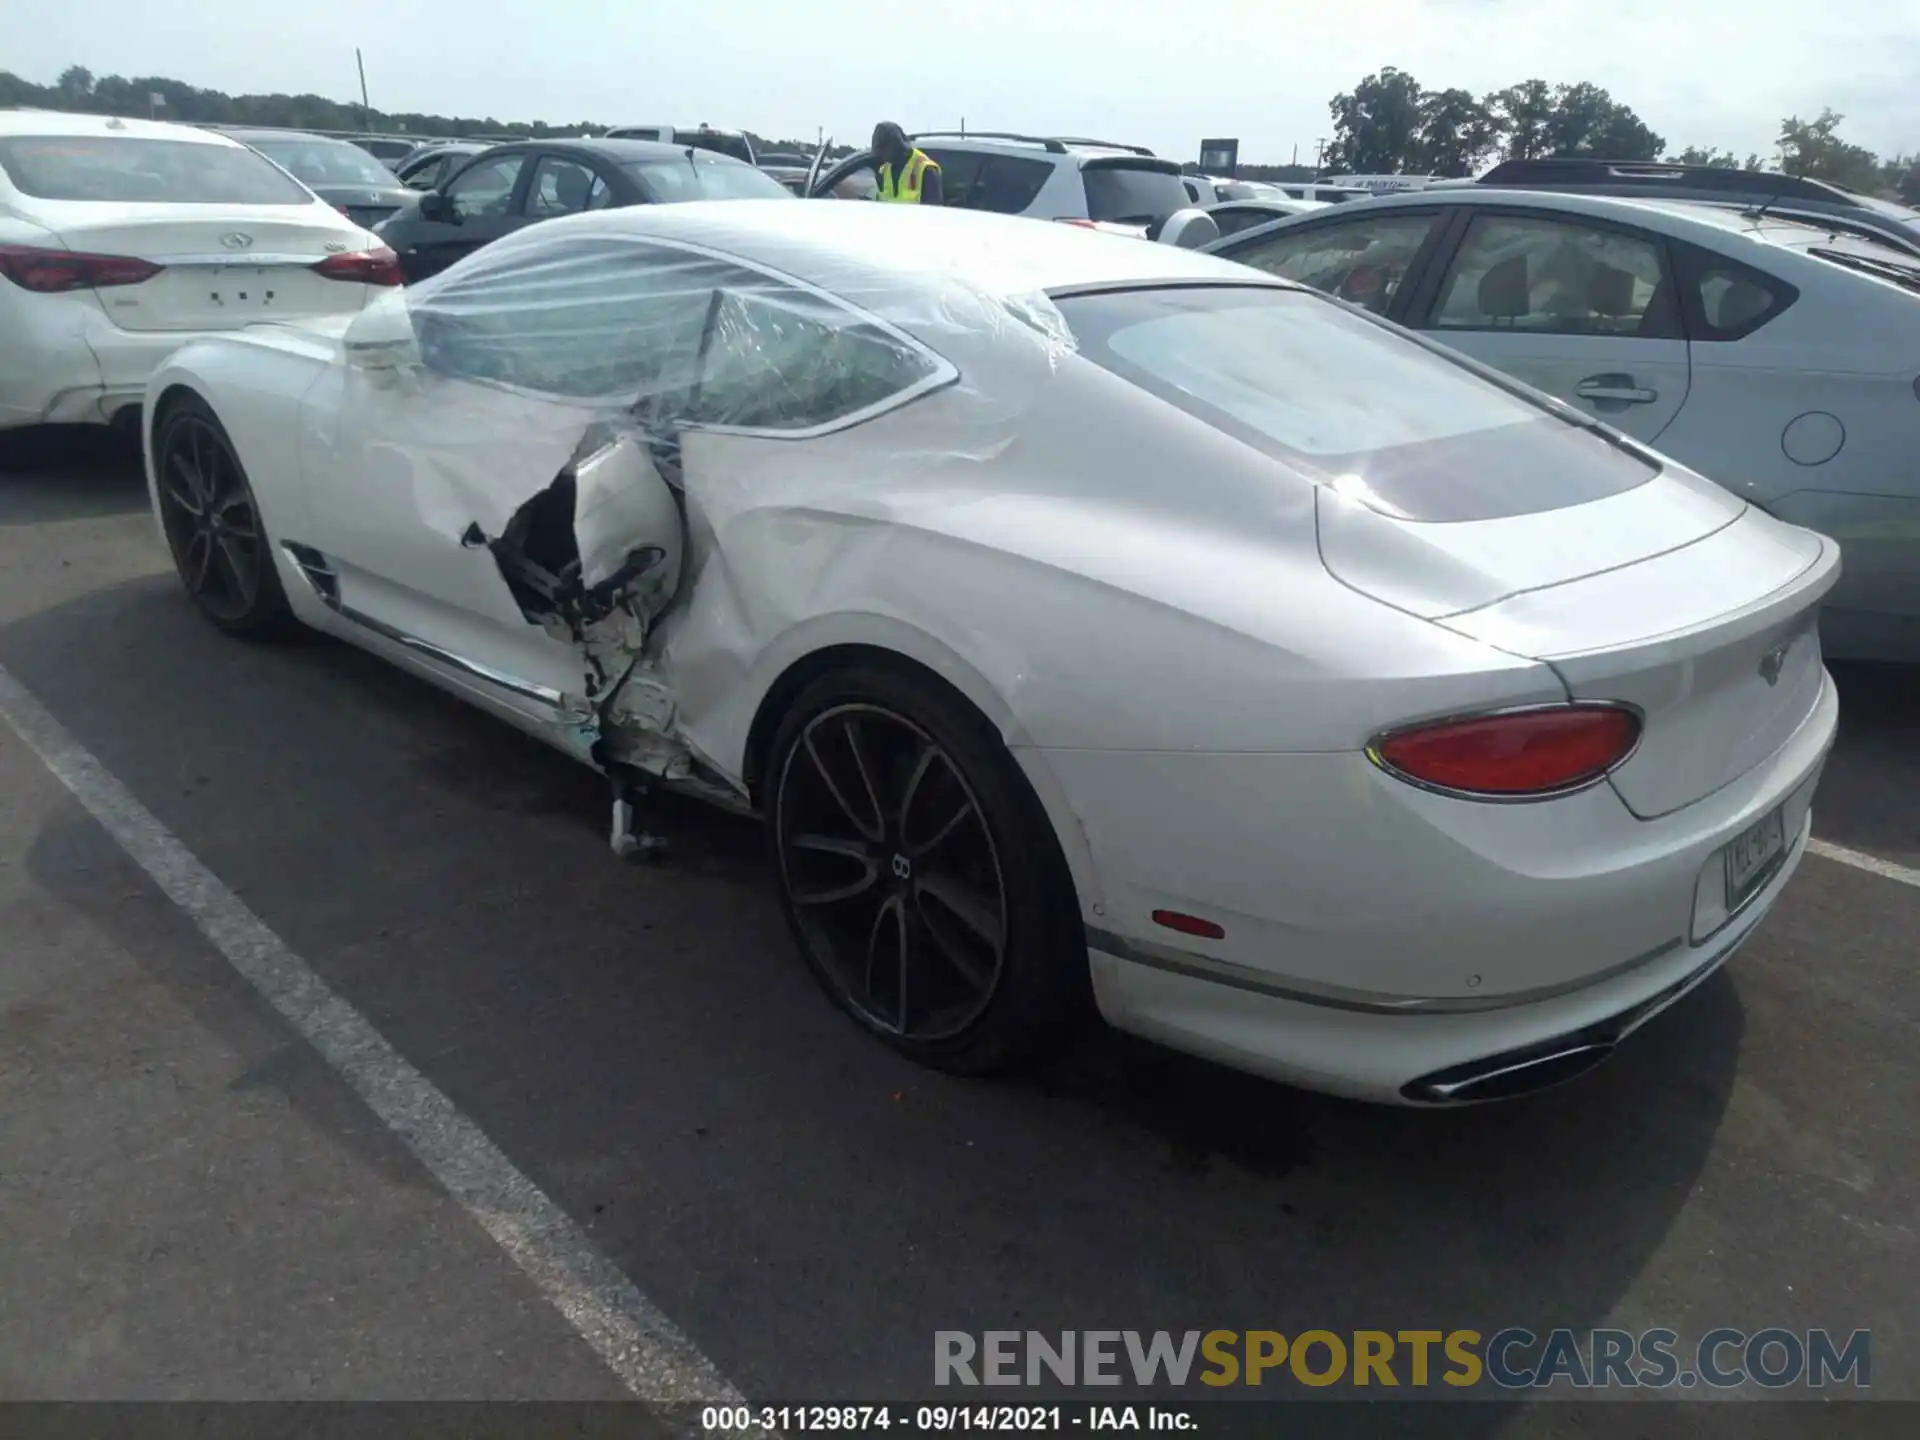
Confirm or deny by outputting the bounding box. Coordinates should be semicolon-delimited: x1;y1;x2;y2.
765;662;1087;1074
154;394;295;639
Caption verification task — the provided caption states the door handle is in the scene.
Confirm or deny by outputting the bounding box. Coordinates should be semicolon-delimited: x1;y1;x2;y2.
1575;374;1658;405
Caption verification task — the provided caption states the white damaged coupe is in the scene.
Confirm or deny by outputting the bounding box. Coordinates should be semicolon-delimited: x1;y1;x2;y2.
145;200;1840;1104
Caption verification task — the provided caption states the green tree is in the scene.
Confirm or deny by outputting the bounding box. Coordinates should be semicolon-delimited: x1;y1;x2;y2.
55;65;93;99
1325;67;1427;173
1413;87;1504;176
1490;79;1554;161
1776;109;1887;193
1887;155;1920;206
1670;146;1743;167
1542;82;1663;159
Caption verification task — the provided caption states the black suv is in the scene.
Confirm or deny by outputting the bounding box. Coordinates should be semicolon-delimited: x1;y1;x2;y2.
1467;158;1920;257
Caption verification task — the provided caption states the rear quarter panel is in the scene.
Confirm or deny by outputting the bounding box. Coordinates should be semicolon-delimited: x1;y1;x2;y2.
144;328;341;607
1656;266;1920;631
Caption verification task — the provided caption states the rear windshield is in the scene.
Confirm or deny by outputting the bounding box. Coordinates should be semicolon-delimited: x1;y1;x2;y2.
626;156;792;202
244;136;397;188
1055;285;1658;522
673;131;754;164
1080;162;1192;225
0;135;312;204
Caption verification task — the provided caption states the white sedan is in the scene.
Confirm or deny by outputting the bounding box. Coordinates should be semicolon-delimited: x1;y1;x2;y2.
0;110;399;434
1203;187;1920;661
144;201;1838;1104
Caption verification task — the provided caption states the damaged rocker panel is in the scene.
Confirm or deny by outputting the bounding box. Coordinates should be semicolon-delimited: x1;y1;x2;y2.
279;541;576;711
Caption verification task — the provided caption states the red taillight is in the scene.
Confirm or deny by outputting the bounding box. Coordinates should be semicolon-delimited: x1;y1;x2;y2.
0;244;162;293
1053;218;1099;229
1370;705;1640;799
1152;909;1227;940
313;246;404;286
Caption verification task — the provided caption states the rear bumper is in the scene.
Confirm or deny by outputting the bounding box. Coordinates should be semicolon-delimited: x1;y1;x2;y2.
4;292;363;431
1057;668;1839;1103
1088;798;1809;1104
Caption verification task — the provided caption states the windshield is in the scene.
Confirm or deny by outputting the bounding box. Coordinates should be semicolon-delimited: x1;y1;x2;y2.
244;135;397;188
626;156;792;202
0;135;312;204
1080;163;1192;225
1056;285;1657;522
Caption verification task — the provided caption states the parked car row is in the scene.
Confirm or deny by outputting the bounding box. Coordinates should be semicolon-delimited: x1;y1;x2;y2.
5;107;1917;666
1200;182;1920;661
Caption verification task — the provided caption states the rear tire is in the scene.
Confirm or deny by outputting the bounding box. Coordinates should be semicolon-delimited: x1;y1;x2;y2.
765;663;1088;1074
153;394;295;640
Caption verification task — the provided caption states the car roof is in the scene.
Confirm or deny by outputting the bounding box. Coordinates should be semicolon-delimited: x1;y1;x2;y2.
496;136;747;163
909;134;1167;166
216;126;367;146
475;200;1288;308
1212;184;1920;279
0;110;238;145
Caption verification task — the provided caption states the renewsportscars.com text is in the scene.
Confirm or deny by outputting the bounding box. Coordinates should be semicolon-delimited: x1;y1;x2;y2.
934;1328;1871;1391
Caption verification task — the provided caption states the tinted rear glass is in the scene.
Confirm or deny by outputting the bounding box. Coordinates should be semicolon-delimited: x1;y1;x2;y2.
1080;162;1191;224
627;157;792;201
244;135;397;188
0;135;311;204
1055;286;1657;522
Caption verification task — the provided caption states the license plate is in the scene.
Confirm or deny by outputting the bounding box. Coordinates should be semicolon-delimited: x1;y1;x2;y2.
1724;806;1787;909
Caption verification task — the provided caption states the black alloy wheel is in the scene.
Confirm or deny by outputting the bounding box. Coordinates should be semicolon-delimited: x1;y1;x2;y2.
154;396;293;637
768;665;1087;1072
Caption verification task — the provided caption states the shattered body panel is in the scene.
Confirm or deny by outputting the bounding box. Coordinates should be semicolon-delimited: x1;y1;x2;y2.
272;208;1112;810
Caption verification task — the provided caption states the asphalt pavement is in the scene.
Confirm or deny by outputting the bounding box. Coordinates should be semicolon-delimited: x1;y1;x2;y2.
0;428;1913;1433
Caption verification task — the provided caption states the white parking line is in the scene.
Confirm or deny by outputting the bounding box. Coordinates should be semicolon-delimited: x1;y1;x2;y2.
0;662;748;1411
1807;838;1920;891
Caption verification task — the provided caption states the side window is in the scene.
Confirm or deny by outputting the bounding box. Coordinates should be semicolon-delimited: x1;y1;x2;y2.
1227;213;1438;315
692;287;945;432
526;156;612;218
412;240;721;400
1667;243;1799;341
921;149;982;207
1431;214;1676;337
405;157;443;190
826;162;878;201
971;155;1054;215
445;153;526;221
1211;207;1273;238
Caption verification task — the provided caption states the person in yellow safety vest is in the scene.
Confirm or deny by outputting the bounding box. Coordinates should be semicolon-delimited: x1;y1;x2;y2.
871;122;943;205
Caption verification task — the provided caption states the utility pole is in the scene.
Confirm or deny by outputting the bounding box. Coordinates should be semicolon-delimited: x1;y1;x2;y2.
1290;142;1298;166
355;48;371;130
1314;136;1329;172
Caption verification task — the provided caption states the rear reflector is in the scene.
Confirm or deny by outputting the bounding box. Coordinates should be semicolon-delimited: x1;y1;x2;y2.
1053;218;1100;229
1370;704;1640;799
312;246;405;286
0;244;162;293
1151;909;1226;940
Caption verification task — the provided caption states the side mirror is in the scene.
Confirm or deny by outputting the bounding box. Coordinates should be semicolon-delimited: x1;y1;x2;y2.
418;190;451;222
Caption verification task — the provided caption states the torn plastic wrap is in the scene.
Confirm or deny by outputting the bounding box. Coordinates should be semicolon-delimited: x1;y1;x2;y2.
329;220;1082;798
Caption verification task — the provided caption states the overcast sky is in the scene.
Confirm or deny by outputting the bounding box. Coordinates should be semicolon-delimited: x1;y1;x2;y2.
11;1;1918;164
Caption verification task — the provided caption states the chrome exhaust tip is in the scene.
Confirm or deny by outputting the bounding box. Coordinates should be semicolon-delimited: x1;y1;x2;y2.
1402;1040;1617;1104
